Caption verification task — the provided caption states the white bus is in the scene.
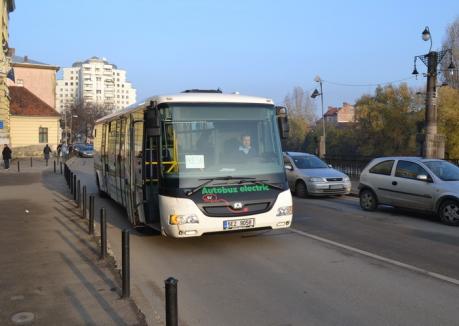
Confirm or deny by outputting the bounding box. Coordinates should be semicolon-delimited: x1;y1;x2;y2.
93;89;292;237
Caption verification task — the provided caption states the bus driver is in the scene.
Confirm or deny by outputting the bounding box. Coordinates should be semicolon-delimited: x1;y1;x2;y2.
238;134;256;158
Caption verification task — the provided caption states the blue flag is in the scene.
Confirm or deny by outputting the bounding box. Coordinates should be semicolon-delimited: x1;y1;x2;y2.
7;68;15;82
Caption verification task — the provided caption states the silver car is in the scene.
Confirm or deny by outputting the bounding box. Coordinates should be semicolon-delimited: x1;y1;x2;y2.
359;157;459;226
283;152;351;197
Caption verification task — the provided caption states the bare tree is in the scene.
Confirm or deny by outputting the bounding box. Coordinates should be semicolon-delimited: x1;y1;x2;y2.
62;101;114;143
441;16;459;89
283;86;316;123
282;86;317;151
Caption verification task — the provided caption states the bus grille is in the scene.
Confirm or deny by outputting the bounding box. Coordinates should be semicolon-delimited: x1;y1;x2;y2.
203;202;270;217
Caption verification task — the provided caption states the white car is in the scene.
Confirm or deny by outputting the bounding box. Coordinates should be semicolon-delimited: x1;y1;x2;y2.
359;157;459;226
283;152;351;197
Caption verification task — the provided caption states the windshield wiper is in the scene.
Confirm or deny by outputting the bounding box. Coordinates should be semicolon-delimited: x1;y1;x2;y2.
185;176;255;196
237;178;285;190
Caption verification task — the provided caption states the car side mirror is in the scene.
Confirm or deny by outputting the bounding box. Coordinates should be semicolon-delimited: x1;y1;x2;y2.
328;164;333;168
284;164;293;171
416;174;432;182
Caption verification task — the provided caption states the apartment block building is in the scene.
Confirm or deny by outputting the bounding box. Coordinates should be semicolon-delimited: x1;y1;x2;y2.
56;56;136;112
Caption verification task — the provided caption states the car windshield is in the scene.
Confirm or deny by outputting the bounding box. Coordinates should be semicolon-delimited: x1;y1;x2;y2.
424;161;459;181
291;155;328;169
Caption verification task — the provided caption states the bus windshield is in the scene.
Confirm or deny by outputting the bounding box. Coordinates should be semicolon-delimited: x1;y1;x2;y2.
159;103;285;189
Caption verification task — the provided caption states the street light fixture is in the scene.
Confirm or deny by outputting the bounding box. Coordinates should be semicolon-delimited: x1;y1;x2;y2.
311;75;326;158
412;26;456;159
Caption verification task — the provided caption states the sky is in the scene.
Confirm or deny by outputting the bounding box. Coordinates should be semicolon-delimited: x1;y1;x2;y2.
9;0;459;117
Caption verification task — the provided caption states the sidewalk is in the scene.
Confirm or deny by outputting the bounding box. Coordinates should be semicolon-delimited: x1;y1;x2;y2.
0;166;146;325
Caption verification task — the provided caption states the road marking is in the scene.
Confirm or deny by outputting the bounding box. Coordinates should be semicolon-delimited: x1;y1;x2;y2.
291;227;459;286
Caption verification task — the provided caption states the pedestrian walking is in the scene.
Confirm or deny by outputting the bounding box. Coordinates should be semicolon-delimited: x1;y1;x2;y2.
56;143;62;161
43;144;51;166
2;144;12;170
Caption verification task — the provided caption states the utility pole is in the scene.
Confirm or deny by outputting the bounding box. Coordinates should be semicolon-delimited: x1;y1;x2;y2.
311;76;326;158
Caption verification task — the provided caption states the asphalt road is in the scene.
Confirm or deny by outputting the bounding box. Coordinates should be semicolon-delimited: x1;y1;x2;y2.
66;158;459;326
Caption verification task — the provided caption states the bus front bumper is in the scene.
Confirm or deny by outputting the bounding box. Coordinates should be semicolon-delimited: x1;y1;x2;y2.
159;190;293;238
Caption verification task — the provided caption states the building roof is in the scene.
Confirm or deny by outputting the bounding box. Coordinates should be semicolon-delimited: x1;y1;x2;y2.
324;107;339;117
12;55;60;71
9;86;60;117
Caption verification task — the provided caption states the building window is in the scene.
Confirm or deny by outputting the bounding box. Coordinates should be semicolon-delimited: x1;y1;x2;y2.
96;77;101;81
39;127;48;143
65;82;68;86
96;90;101;94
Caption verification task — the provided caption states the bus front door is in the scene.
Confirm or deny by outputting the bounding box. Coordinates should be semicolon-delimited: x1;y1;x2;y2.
129;119;145;225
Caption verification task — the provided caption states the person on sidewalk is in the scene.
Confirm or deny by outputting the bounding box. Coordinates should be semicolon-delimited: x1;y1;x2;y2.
2;144;12;170
43;144;51;166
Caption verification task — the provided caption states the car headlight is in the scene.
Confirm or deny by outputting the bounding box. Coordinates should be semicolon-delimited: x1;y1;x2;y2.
277;206;293;216
169;214;199;225
308;177;324;182
343;176;350;182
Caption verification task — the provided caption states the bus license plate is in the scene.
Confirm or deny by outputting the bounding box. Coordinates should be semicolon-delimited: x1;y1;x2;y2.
223;218;255;230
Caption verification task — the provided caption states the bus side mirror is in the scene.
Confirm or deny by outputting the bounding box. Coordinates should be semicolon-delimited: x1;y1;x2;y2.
276;106;289;139
145;104;160;136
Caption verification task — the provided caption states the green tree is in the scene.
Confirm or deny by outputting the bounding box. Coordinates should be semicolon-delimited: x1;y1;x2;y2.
353;83;422;156
438;86;459;157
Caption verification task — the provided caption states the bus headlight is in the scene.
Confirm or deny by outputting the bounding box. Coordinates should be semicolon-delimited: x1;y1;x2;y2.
276;206;293;216
169;214;199;225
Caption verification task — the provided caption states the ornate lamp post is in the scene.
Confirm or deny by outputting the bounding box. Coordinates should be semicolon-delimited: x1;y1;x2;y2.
412;26;456;158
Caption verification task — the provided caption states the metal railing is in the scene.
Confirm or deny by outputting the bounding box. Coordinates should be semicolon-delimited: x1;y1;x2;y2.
324;156;459;178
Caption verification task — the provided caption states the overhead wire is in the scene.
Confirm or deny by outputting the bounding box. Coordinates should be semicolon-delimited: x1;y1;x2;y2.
320;76;417;87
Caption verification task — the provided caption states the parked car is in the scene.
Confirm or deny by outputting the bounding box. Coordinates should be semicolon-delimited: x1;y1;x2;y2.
358;157;459;226
283;152;351;197
73;143;94;158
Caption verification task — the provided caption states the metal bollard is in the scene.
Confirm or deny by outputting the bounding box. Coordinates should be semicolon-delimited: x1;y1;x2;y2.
30;157;32;167
89;195;95;234
77;180;81;208
54;160;56;173
165;277;178;326
82;186;87;218
100;208;107;259
122;229;130;298
70;172;73;193
17;160;20;173
73;175;77;201
60;161;63;174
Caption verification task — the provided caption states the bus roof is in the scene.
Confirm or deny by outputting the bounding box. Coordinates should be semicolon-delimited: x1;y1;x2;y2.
96;92;275;124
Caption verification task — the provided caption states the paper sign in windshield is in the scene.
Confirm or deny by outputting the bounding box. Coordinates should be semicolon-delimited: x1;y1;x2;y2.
185;155;205;169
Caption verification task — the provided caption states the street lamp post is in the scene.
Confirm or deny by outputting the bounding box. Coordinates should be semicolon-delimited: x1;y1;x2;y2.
70;114;78;143
412;26;456;158
311;76;326;158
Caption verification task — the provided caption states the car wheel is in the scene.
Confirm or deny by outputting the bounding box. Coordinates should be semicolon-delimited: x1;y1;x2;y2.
295;180;308;198
360;189;377;211
438;199;459;226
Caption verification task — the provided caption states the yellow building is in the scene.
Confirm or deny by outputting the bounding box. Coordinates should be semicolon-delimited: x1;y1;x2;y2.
0;0;15;145
9;86;60;156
